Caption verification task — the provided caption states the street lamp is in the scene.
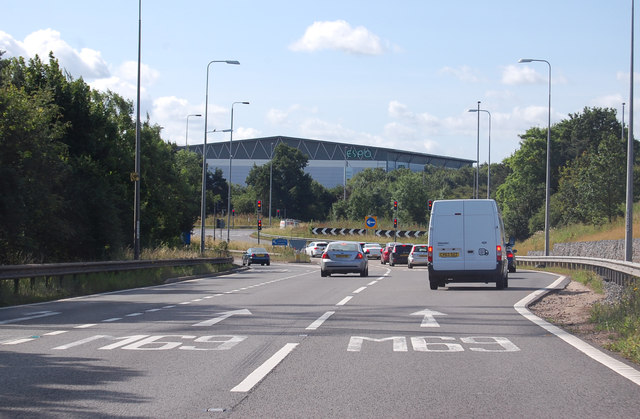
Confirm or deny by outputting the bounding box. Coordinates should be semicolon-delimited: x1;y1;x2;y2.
519;58;551;256
474;101;480;198
269;141;274;227
185;114;201;152
227;101;250;242
468;107;492;198
200;60;240;254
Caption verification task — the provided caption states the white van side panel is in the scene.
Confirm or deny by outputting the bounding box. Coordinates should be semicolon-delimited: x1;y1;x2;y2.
430;200;464;272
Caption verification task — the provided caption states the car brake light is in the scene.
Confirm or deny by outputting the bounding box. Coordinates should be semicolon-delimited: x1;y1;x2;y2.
427;246;433;263
322;253;329;259
356;253;363;259
507;252;513;258
496;245;502;262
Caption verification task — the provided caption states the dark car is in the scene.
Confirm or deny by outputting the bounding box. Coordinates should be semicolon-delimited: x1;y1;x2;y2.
381;242;396;264
242;247;270;266
507;246;517;273
389;244;413;266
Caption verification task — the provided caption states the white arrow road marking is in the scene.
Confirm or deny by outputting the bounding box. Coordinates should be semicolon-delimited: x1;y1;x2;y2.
192;309;252;327
0;311;60;325
411;309;447;328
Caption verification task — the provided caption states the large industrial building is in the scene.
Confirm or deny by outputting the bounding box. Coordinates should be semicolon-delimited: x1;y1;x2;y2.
190;136;474;188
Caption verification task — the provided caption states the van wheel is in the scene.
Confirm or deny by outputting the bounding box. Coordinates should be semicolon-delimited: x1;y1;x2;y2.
496;275;505;290
429;280;439;290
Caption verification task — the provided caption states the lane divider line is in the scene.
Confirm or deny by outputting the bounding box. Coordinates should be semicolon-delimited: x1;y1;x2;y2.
336;296;352;306
515;275;640;387
306;311;335;330
231;343;299;392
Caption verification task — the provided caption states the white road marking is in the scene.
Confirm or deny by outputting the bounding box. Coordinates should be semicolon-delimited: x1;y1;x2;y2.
3;338;36;345
336;296;352;306
231;343;299;392
126;313;143;317
0;311;60;325
102;318;121;322
411;309;447;328
306;311;335;330
44;330;67;336
353;287;367;294
367;281;377;286
75;324;96;329
192;309;252;327
516;274;640;387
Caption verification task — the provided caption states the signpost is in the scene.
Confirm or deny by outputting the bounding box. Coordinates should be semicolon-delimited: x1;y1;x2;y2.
365;216;377;229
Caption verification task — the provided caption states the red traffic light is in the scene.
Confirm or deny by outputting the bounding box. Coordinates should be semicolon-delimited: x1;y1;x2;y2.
257;219;262;230
393;200;398;211
257;200;262;211
428;200;433;211
393;218;398;228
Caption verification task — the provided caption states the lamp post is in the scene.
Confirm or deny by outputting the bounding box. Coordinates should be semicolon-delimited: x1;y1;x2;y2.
468;107;492;198
625;0;635;262
185;114;201;152
200;60;240;253
269;141;274;227
227;101;250;242
133;0;142;260
622;102;626;141
474;101;480;199
519;58;551;256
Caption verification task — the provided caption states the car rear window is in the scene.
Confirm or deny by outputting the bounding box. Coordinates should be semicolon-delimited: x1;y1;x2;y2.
413;246;428;252
329;243;359;252
395;245;412;254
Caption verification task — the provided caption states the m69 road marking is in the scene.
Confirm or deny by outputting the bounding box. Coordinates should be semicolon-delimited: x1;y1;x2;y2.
52;334;247;351
347;336;520;352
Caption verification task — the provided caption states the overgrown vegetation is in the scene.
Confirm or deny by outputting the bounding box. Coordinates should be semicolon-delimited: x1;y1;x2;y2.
592;284;640;364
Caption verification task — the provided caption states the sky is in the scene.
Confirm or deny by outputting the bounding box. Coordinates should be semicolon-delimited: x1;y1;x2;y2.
1;1;637;164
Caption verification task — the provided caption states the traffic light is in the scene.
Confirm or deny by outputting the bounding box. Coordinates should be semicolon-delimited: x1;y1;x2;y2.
257;219;262;230
393;218;398;229
428;200;433;211
232;209;235;217
393;200;398;211
257;200;262;212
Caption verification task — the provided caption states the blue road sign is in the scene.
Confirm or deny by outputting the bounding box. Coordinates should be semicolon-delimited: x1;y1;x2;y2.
365;216;377;229
272;238;288;246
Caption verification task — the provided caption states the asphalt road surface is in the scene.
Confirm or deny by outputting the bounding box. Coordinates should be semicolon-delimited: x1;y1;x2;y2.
1;261;639;418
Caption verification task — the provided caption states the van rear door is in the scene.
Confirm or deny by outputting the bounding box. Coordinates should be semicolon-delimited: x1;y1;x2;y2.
431;200;464;271
462;200;498;271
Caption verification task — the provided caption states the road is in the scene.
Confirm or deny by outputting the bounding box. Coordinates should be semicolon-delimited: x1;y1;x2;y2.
1;260;639;418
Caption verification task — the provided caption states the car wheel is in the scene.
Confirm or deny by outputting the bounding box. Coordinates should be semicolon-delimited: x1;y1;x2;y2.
360;268;368;277
390;258;394;266
267;261;270;266
321;270;327;277
429;280;439;290
242;259;246;266
496;275;505;290
408;263;413;269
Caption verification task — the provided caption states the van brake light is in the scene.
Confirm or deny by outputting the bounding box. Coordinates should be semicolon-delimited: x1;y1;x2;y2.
427;246;433;263
496;245;502;262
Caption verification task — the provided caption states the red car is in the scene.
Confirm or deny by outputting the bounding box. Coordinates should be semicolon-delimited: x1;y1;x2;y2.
380;242;396;264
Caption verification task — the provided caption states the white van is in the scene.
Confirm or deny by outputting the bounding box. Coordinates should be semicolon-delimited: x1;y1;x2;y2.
427;199;508;290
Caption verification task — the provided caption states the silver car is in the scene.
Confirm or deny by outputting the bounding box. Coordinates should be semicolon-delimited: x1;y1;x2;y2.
407;244;429;269
320;241;368;277
362;243;382;259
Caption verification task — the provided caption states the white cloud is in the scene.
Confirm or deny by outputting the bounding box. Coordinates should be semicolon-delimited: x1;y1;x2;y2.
20;29;110;79
266;105;302;126
501;64;545;85
0;30;28;57
290;20;387;55
439;65;480;83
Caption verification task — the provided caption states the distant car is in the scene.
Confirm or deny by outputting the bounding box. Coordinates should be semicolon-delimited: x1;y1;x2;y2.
363;243;382;259
507;246;517;273
320;241;368;277
242;247;270;266
305;241;328;257
408;244;429;269
381;242;396;264
389;244;413;266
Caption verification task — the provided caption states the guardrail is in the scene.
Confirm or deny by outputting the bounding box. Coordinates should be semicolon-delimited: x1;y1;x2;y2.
517;255;640;286
0;257;234;281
